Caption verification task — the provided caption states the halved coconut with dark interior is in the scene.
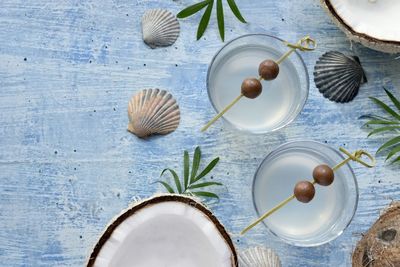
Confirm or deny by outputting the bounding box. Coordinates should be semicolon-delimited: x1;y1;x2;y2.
320;0;400;53
87;194;238;267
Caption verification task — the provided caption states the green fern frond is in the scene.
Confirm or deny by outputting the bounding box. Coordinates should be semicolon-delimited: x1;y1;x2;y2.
362;88;400;164
157;146;223;199
177;0;246;41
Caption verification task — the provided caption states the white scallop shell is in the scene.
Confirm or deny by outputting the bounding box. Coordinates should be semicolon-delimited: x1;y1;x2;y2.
142;9;180;49
239;247;281;267
314;51;367;103
127;89;180;138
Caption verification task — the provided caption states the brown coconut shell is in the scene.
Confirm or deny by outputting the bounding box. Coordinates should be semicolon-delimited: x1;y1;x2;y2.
320;0;400;54
87;194;238;267
352;202;400;267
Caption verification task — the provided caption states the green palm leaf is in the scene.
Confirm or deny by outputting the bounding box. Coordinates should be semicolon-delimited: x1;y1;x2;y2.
190;147;202;183
386;145;400;161
360;114;391;121
227;0;246;23
377;136;400;154
156;181;175;193
370;97;400;121
177;0;211;18
197;0;214;40
191;191;220;199
188;181;222;189
216;0;225;41
183;150;190;189
194;157;220;182
392;155;400;164
368;126;400;137
363;120;399;126
385;88;400;112
161;168;182;193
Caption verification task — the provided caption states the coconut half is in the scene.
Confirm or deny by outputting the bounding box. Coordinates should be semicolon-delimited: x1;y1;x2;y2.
320;0;400;53
87;195;238;267
352;201;400;266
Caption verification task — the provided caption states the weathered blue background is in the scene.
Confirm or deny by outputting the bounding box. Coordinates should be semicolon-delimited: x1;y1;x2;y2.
0;0;399;266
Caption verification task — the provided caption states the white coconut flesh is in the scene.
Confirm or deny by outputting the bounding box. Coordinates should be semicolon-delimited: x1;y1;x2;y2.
90;199;236;267
329;0;400;42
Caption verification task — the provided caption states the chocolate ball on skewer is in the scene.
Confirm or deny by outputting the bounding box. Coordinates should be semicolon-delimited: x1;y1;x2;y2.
313;164;335;186
241;78;262;99
294;181;315;203
258;59;279;80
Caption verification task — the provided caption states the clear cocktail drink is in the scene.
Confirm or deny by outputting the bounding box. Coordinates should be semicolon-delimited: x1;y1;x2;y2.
207;34;309;133
252;141;358;246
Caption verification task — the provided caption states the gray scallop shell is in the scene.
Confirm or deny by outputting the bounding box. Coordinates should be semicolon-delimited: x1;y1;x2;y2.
314;51;367;103
127;89;180;138
239;247;281;267
142;9;180;49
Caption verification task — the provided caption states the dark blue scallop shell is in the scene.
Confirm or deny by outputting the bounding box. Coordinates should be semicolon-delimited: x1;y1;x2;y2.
314;51;367;103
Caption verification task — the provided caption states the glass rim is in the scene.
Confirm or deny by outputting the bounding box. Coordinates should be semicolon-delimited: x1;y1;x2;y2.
251;140;359;247
206;33;310;134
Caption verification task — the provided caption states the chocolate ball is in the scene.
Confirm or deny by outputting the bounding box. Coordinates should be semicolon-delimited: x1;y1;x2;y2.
313;164;335;186
241;78;262;99
294;181;315;203
258;60;279;80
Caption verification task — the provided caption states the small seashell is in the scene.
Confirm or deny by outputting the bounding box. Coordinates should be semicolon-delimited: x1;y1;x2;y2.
127;89;180;138
239;247;282;267
142;9;180;49
314;51;367;103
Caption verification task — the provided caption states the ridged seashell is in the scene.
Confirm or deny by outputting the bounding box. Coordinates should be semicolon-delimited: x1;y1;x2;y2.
314;51;367;103
127;89;180;138
142;9;180;49
239;247;281;267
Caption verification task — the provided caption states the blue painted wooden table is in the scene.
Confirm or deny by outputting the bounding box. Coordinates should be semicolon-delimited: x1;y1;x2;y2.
1;0;399;266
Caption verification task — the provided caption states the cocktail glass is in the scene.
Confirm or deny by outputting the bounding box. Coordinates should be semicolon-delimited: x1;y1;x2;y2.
207;34;309;134
252;141;358;246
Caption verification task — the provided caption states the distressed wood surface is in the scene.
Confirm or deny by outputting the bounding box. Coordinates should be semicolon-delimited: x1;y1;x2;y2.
0;0;399;266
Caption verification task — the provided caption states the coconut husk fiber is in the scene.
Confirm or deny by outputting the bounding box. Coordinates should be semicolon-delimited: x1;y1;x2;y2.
352;202;400;267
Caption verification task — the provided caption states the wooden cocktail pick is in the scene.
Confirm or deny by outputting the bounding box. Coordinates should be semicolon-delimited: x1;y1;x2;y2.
201;36;317;132
241;148;376;235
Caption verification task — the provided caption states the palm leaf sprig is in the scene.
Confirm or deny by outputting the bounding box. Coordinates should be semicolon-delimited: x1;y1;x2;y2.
361;88;400;164
177;0;246;41
157;146;223;200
